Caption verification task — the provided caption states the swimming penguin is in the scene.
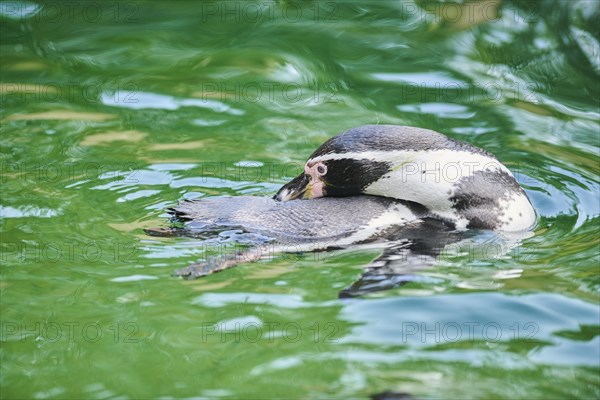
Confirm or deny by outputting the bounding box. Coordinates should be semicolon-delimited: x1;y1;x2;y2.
274;125;536;231
150;125;535;296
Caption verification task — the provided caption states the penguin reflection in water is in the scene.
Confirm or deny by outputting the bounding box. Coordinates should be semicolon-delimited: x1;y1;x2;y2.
148;125;536;297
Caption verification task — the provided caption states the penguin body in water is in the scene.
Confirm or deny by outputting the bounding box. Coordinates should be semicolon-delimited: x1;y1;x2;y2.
149;125;535;296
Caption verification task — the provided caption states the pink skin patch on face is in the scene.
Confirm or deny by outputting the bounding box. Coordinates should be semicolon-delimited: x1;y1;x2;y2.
305;162;327;198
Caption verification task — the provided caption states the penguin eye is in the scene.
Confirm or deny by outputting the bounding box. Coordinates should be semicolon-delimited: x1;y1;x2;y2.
316;164;327;175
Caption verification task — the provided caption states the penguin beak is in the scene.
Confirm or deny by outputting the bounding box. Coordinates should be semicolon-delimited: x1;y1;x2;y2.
273;174;313;201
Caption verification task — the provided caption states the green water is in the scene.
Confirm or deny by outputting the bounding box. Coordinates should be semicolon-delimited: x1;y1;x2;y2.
1;1;599;398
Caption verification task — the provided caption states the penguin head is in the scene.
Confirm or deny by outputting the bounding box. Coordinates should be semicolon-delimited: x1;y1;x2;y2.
274;127;394;201
273;157;392;200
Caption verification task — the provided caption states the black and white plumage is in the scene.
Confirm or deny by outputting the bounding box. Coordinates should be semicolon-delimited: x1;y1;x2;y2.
274;125;536;231
150;125;536;296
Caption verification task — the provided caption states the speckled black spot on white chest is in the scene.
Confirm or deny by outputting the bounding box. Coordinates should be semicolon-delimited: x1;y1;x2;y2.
450;170;526;230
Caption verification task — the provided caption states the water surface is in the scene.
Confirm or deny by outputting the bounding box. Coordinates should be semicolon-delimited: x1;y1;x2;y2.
1;1;599;398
